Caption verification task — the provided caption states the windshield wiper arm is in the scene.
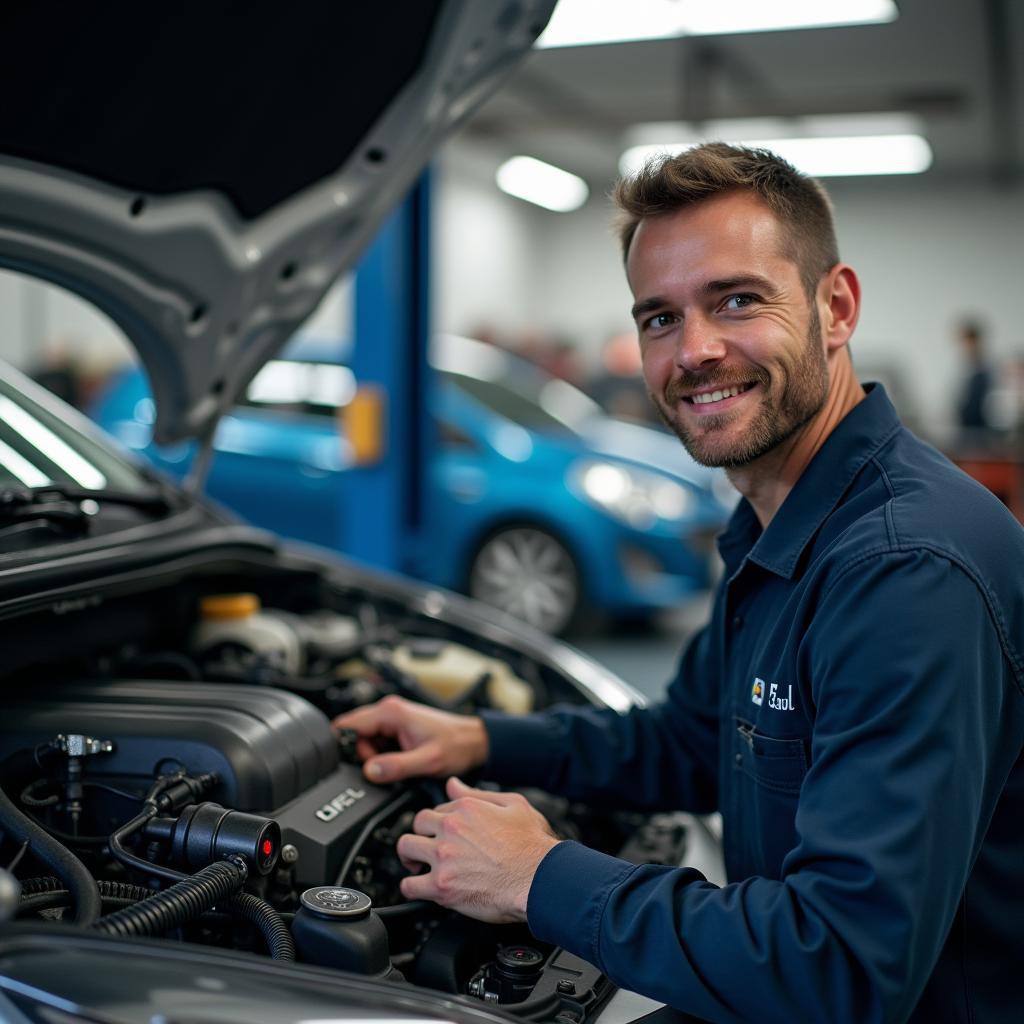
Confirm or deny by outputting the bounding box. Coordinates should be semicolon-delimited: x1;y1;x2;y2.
0;484;178;527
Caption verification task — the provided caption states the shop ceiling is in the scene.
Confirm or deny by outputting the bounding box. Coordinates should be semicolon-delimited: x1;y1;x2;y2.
460;0;1022;191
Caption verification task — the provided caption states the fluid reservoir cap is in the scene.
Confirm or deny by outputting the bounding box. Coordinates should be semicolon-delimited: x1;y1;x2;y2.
199;593;260;620
300;886;372;919
496;944;545;975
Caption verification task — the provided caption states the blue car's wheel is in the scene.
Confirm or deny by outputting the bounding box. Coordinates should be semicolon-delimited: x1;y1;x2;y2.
468;526;581;635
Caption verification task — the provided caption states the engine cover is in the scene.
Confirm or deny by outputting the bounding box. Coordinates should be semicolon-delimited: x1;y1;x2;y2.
272;764;401;888
2;680;338;810
3;679;405;889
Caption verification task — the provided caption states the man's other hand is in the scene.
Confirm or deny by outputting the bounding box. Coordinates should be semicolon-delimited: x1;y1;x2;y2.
332;695;489;784
396;777;560;924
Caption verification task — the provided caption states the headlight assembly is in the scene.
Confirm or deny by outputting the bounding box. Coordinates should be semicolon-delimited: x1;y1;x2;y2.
570;459;693;528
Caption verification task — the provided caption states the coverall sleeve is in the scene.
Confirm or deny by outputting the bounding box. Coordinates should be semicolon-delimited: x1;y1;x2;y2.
526;551;1021;1023
481;619;720;813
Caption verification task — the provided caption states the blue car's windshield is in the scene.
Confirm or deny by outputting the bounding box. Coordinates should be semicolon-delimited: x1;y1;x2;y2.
431;336;603;438
442;371;582;437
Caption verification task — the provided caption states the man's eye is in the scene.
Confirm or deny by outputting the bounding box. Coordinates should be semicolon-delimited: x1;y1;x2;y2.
722;294;757;311
645;313;677;330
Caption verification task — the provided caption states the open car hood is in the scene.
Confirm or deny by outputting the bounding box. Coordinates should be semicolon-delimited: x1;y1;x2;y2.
0;1;554;443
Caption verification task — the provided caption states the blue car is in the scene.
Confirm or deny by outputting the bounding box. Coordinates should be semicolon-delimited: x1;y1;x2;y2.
92;334;733;633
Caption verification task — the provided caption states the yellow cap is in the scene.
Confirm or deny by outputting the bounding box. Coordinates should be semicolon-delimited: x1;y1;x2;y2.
199;593;260;620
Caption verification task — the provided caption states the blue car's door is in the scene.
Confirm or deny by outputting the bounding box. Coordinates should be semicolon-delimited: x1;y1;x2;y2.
206;410;351;550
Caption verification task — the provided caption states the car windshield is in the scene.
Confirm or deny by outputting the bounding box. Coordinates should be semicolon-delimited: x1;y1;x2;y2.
433;338;603;437
0;366;149;494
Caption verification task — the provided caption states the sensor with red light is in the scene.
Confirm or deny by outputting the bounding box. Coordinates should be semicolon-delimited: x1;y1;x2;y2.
145;802;282;875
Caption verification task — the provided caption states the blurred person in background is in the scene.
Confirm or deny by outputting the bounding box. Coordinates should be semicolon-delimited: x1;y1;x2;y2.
954;318;996;443
337;144;1024;1023
587;330;661;424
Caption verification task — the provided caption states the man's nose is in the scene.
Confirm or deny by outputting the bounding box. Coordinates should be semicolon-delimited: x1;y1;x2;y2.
675;315;727;371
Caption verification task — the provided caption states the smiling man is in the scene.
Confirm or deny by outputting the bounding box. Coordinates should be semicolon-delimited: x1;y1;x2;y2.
335;144;1024;1023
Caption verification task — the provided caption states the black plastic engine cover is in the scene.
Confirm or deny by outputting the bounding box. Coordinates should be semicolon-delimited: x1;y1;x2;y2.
1;680;339;810
272;765;400;889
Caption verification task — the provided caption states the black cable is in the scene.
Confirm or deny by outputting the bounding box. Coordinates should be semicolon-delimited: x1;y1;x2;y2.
6;840;28;873
20;780;58;808
19;876;153;901
22;876;294;966
84;781;145;803
224;892;295;961
17;809;109;847
91;859;246;939
334;789;414;886
376;899;431;919
109;807;188;884
19;892;138;916
107;771;217;884
0;780;100;926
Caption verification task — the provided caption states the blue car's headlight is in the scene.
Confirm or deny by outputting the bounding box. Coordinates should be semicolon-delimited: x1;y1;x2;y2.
569;459;694;528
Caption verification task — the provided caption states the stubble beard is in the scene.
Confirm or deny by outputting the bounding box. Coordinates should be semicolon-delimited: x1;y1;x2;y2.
650;306;829;469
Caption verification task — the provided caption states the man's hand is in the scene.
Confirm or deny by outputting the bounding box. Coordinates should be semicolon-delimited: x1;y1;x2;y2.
396;777;560;924
333;695;489;784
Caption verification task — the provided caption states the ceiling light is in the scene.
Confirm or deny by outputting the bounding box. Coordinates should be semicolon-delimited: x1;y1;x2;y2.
496;156;589;212
536;0;898;48
679;0;898;36
620;134;932;178
0;396;106;489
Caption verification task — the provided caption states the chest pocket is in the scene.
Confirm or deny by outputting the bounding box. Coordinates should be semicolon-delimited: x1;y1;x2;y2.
736;719;808;794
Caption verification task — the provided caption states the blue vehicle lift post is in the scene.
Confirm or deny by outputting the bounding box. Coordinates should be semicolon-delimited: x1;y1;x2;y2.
344;173;433;575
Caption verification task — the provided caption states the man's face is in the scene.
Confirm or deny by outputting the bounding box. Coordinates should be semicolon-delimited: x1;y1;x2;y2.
626;191;830;469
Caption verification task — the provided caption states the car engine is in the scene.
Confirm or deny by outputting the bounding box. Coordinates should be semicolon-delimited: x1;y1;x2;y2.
0;548;691;1023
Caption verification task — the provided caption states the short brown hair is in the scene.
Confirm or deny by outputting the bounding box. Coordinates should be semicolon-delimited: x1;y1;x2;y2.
613;142;839;297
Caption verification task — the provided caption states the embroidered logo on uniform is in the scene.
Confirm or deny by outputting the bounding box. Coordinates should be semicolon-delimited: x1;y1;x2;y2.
767;682;796;711
750;677;764;705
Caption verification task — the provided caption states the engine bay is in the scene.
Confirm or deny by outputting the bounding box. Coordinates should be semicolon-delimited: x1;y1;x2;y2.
0;545;691;1023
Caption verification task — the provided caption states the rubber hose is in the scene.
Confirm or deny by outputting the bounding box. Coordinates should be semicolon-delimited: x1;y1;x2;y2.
377;900;430;919
91;860;244;939
0;782;101;925
225;892;295;961
19;892;139;915
20;876;153;902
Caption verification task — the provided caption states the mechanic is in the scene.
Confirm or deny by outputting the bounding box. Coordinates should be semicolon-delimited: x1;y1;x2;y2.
334;143;1024;1023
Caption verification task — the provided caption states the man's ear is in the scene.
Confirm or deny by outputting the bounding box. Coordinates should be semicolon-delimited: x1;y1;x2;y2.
819;264;861;352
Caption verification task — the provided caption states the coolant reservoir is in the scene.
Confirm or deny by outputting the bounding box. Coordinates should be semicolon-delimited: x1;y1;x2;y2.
390;640;534;714
191;593;303;676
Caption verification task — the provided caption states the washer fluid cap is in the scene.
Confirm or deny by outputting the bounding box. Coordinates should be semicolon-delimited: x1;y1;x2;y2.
200;593;261;620
300;886;372;919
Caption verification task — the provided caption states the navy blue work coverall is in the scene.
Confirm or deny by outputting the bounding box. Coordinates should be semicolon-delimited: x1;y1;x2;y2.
481;385;1024;1023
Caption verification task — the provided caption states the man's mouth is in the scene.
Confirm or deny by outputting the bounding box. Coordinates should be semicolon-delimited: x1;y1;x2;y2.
685;382;756;407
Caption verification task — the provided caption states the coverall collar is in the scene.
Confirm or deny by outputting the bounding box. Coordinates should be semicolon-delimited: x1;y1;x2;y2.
717;383;902;580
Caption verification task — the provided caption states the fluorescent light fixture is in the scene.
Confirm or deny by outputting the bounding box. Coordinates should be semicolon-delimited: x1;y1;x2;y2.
247;361;356;408
536;0;897;48
621;135;932;178
619;115;933;178
679;0;898;36
0;396;106;489
0;437;50;487
496;156;589;212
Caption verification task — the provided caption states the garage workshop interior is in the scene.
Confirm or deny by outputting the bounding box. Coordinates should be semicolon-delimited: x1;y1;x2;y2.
0;3;1021;1024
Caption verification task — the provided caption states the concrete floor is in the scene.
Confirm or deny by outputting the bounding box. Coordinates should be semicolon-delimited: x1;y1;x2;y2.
567;593;713;703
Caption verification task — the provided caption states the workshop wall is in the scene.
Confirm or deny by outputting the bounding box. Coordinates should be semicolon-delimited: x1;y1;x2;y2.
432;144;548;341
